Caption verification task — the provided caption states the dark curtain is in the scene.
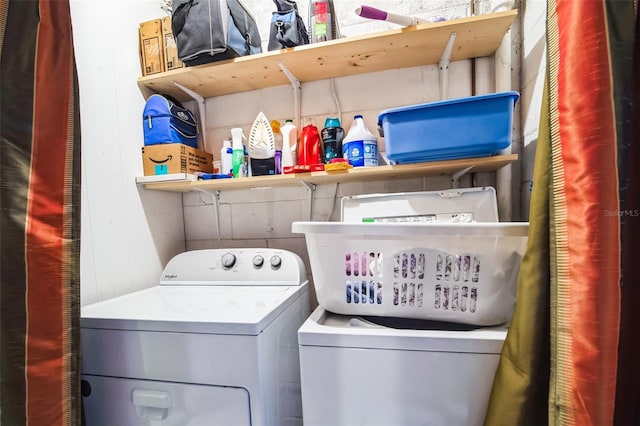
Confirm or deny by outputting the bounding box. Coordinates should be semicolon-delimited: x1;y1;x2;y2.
485;1;638;425
615;1;640;424
0;0;82;424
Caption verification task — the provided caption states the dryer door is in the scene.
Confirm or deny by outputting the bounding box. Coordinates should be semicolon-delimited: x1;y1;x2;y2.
82;375;251;426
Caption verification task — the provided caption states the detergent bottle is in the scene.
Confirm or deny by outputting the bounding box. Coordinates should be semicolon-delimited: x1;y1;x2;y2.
270;120;283;174
231;127;246;178
280;119;297;169
298;123;323;166
321;117;344;163
342;115;378;167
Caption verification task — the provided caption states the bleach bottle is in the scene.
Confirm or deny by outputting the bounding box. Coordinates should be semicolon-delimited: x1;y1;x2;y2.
342;115;378;167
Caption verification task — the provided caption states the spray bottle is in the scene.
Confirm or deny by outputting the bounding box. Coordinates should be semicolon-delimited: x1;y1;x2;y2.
231;127;246;178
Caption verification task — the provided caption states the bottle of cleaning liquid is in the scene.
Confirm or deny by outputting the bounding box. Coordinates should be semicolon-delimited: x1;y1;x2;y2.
298;123;323;165
220;140;233;176
231;127;245;178
321;117;344;163
342;115;378;167
308;0;338;43
280;119;297;169
270;120;283;174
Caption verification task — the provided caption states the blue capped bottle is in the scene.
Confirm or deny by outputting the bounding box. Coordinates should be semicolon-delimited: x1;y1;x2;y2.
342;115;378;167
321;117;344;163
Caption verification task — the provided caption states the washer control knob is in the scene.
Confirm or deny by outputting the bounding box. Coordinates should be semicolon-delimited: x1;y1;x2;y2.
221;253;237;269
270;255;282;269
253;255;264;268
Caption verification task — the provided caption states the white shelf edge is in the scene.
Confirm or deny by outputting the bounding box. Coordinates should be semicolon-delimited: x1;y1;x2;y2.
135;173;198;184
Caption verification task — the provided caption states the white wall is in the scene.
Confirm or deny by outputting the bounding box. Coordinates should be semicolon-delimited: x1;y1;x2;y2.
71;1;186;305
72;0;543;306
519;0;547;218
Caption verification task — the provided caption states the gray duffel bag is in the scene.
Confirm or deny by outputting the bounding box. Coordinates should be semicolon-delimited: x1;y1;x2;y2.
171;0;262;66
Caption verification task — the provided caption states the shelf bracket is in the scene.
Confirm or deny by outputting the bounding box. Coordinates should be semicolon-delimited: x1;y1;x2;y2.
195;188;222;241
277;61;301;130
439;32;457;100
450;165;474;189
173;81;207;151
300;180;316;221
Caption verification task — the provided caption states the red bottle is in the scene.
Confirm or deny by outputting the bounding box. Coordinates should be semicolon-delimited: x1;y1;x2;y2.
298;124;324;165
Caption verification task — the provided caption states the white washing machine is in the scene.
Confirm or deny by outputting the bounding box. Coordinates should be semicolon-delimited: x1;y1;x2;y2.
294;188;525;426
298;307;508;426
81;248;310;426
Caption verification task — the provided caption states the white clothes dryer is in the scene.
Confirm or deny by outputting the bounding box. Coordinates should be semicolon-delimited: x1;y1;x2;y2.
298;306;507;426
81;248;310;426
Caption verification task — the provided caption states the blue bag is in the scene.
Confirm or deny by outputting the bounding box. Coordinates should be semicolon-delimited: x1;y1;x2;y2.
143;94;198;148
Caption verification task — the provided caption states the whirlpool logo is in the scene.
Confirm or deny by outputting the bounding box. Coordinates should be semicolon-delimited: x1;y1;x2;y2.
164;274;178;280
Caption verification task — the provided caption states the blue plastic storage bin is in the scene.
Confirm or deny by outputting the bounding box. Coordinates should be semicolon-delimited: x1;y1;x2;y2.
377;91;519;163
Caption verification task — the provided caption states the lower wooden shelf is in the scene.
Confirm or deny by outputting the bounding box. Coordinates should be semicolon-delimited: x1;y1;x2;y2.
135;154;518;192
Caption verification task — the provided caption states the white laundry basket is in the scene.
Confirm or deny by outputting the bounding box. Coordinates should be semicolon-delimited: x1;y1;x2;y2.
292;221;528;326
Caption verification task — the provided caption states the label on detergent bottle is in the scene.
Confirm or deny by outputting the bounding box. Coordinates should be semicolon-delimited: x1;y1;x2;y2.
344;140;378;167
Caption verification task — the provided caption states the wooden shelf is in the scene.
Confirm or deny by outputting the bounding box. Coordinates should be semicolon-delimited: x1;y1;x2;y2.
136;11;518;194
136;154;518;192
138;10;518;102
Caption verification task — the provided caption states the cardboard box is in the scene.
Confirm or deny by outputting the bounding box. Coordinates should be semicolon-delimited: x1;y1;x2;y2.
142;144;213;176
161;16;183;71
139;19;164;76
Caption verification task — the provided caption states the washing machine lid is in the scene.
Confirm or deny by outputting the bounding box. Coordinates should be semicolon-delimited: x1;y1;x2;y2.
298;307;507;353
81;283;307;335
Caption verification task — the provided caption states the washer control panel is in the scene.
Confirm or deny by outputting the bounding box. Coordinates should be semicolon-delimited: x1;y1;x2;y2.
160;248;306;286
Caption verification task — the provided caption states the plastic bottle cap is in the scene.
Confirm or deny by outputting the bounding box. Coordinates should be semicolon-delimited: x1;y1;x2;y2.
354;115;363;119
324;117;341;128
270;120;281;133
223;140;231;147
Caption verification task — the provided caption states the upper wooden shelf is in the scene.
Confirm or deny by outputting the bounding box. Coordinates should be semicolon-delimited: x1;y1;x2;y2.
138;10;518;102
136;154;518;192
